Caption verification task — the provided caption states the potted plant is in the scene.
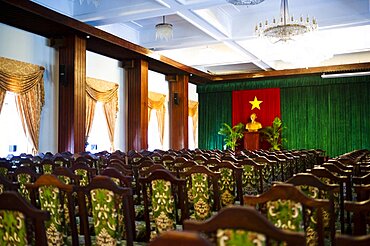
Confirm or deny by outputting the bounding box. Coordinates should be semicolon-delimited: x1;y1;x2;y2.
218;122;245;151
260;117;286;151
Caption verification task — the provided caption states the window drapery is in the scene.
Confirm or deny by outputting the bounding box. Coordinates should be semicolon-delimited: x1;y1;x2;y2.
86;77;119;150
0;57;45;154
148;91;166;146
188;100;198;146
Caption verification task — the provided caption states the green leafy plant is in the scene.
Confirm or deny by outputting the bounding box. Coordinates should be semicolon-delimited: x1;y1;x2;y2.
218;122;245;151
260;117;287;151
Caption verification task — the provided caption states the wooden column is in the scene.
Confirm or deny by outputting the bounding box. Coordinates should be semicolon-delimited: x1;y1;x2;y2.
125;59;149;151
167;74;189;150
58;35;86;153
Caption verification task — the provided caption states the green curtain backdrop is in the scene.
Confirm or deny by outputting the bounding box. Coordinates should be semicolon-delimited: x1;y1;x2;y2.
198;75;370;157
281;82;370;157
198;91;232;150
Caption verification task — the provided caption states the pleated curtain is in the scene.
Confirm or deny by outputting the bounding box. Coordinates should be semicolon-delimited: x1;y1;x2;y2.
0;57;45;154
85;77;119;151
148;91;166;146
188;100;199;146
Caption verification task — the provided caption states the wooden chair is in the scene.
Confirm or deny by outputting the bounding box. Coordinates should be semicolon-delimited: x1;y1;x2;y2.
184;205;306;246
37;159;59;174
27;174;79;246
70;162;96;187
0;174;18;193
174;160;198;178
285;173;338;244
0;191;50;246
210;161;243;206
12;165;39;201
161;155;175;171
0;159;11;178
254;156;276;190
139;169;186;241
77;175;134;246
53;155;72;168
244;183;330;246
52;166;81;185
149;231;212;246
310;167;348;233
343;199;370;235
335;234;370;246
179;165;220;221
238;159;264;195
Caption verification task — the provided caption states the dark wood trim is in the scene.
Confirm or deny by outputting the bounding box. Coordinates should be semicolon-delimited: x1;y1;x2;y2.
168;75;189;150
58;35;86;153
126;60;149;151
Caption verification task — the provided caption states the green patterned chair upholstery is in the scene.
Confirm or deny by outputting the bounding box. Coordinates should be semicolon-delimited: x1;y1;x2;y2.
27;174;79;246
12;166;39;201
70;162;96;187
100;167;137;241
0;191;50;246
244;183;330;246
179;165;220;221
184;205;306;246
238;159;264;195
254;157;276;192
77;175;134;246
0;159;11;178
139;169;186;242
38;159;59;174
285;173;338;245
210;161;243;206
310;167;348;233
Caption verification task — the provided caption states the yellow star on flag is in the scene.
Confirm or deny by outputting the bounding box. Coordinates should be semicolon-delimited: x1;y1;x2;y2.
249;96;263;110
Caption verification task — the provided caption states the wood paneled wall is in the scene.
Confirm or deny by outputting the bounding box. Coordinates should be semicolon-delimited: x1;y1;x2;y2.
167;74;189;150
58;35;86;153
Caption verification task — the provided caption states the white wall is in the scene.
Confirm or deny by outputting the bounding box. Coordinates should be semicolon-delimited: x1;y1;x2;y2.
0;23;58;154
86;51;126;151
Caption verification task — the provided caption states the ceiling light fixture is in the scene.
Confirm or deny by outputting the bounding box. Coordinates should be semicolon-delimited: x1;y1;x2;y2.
155;16;173;41
256;0;317;42
79;0;100;7
227;0;265;5
321;71;370;79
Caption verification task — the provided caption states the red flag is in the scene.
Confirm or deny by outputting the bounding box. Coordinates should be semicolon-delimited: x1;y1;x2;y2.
232;88;281;128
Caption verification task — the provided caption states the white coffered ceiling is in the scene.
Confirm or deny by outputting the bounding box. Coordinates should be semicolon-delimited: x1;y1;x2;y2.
32;0;370;75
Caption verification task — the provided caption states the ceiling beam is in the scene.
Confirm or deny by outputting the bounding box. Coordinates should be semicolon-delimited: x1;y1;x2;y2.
211;62;370;81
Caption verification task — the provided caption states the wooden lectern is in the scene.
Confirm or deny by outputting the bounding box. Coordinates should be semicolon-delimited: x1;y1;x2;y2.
244;132;260;150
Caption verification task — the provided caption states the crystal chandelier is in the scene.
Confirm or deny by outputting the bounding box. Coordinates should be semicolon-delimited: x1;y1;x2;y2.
79;0;100;7
155;16;173;41
227;0;265;5
255;0;317;42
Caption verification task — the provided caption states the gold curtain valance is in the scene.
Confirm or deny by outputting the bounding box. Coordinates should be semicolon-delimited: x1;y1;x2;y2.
0;56;45;104
85;77;119;151
0;56;45;153
148;91;166;110
86;77;119;103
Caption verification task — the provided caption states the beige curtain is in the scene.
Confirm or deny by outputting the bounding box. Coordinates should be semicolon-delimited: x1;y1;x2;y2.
86;77;119;150
85;96;96;144
0;57;45;154
148;91;166;146
189;100;199;146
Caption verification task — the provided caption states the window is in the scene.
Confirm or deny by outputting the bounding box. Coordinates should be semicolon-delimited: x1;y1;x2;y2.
0;92;32;157
86;102;111;153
